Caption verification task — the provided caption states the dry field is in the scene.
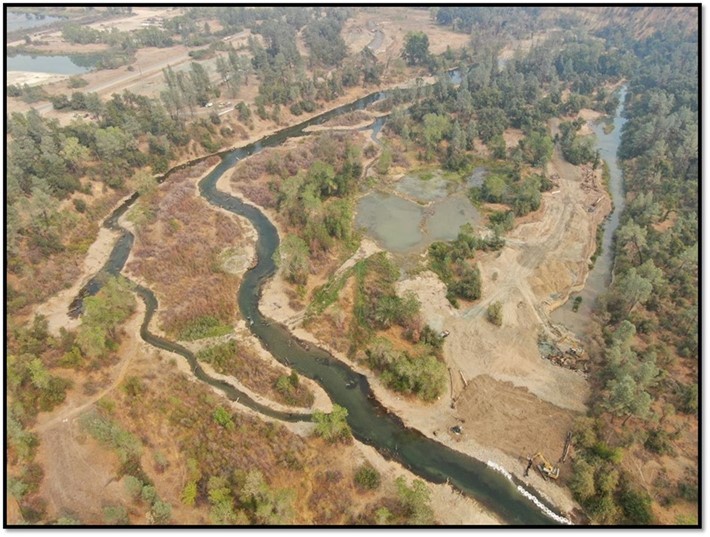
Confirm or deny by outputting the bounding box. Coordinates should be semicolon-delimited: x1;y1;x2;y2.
343;7;472;61
124;158;248;338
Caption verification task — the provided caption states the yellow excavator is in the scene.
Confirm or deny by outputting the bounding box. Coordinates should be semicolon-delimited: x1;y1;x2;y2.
525;452;560;480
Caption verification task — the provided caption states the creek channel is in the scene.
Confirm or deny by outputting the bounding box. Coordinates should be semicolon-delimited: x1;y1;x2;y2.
550;86;628;336
69;74;566;525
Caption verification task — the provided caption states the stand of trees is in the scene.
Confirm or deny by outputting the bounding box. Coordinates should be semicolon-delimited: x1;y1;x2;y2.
568;24;698;525
428;224;503;307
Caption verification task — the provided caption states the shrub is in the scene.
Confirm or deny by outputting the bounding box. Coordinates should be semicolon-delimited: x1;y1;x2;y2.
354;463;381;491
644;428;676;456
68;76;89;89
124;475;143;499
178;316;232;341
488;210;514;233
313;404;351;443
618;482;654;524
103;505;129;525
572;296;583;312
150;500;172;524
486;301;503;326
73;198;87;213
213;407;235;430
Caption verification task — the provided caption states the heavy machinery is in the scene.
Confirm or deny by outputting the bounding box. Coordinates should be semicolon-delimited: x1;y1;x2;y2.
525;452;560;480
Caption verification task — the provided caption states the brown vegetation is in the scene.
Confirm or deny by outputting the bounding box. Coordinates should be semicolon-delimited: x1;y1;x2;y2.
126;158;248;338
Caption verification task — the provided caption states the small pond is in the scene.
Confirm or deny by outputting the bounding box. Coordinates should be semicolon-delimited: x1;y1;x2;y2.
6;53;99;75
7;12;64;33
355;192;424;251
356;171;481;252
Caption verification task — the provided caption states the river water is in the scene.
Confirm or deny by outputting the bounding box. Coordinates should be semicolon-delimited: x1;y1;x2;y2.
69;75;566;525
550;87;628;335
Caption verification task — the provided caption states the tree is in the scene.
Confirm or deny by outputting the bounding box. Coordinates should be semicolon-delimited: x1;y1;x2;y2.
313;404;351;443
446;121;467;170
604;374;652;425
614;268;653;316
421;113;450;160
324;199;352;241
274;234;310;286
570;458;596;501
207;475;237;525
617;221;647;265
240;470;294;524
402;32;430;66
77;277;135;358
521;131;554;167
94;126;136;166
60;136;91;173
134;169;157;197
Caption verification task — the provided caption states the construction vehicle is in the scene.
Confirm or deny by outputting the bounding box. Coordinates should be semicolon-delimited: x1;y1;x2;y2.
526;452;560;480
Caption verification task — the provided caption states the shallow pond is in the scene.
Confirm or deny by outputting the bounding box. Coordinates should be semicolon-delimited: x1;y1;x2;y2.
355;192;424;251
356;172;481;252
395;173;450;203
6;53;98;75
7;12;64;33
427;194;482;241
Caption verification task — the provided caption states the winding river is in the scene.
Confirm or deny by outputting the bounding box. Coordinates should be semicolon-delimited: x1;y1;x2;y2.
69;77;567;525
550;86;628;335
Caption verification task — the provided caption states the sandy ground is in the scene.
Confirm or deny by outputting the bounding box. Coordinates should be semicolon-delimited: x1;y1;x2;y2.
576;108;604;136
353;442;501;525
303;118;377;134
87;7;179;32
6;71;69;87
259;272;580;520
